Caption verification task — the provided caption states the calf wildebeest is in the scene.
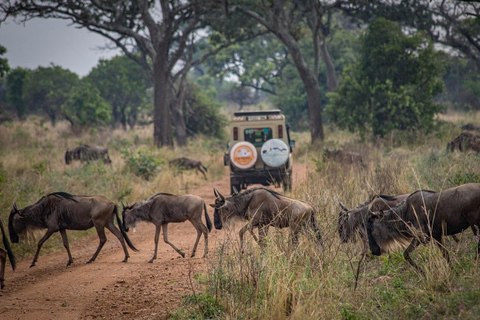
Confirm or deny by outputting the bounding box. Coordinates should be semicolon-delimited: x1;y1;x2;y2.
210;187;323;249
65;144;112;165
169;157;208;179
8;192;137;267
122;192;212;262
367;183;480;272
323;148;364;166
0;219;16;289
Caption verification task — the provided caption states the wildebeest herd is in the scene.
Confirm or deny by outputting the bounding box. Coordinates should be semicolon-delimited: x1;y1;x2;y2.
1;144;479;289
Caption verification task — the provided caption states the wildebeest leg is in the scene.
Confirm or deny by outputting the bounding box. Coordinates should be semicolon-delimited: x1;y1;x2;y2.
198;167;207;179
239;223;252;252
87;226;107;264
31;229;55;268
451;234;460;243
189;219;208;258
149;225;161;263
258;226;269;249
105;221;130;263
403;238;423;274
0;248;5;289
162;224;186;258
59;229;74;266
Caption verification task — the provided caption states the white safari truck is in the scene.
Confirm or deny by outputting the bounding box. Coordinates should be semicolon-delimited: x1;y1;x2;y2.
224;109;295;194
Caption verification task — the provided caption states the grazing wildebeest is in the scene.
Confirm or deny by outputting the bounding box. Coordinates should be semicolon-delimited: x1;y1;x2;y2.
367;183;480;272
338;191;460;251
323;148;364;166
210;187;323;249
338;193;412;250
446;132;480;153
0;219;16;289
122;192;212;262
8;192;137;267
169;157;208;179
65;144;112;165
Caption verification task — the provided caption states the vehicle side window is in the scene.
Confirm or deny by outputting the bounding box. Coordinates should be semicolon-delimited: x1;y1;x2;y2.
244;128;272;147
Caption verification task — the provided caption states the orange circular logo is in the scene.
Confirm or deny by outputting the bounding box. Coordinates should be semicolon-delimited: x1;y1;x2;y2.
233;145;255;165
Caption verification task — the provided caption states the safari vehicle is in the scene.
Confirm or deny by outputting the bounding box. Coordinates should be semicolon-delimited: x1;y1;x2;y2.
224;109;295;194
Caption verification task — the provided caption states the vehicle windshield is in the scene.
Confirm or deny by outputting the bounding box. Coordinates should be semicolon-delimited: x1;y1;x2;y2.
244;128;272;147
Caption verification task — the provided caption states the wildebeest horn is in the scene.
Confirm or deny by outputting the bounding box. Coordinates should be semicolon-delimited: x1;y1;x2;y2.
121;201;125;209
213;188;219;198
232;186;239;195
339;202;348;212
13;202;18;211
214;188;225;202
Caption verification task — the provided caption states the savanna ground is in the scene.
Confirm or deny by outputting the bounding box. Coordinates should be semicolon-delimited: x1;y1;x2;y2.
1;111;480;319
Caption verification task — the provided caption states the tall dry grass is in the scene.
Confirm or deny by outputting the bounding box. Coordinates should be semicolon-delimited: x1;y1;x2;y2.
0;117;225;258
181;121;480;319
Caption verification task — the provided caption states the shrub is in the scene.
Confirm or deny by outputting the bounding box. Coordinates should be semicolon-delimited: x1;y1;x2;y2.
122;149;160;180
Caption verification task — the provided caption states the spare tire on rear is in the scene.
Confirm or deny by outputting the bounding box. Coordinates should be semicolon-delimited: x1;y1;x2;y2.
230;141;257;169
260;139;289;167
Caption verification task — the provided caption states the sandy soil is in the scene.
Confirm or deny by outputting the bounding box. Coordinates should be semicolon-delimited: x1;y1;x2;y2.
0;162;307;320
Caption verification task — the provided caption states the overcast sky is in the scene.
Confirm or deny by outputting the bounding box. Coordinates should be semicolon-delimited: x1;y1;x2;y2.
0;17;121;77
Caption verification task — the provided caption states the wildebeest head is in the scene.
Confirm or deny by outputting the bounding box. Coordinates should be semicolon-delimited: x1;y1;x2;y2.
366;210;385;256
121;201;146;231
209;187;236;230
65;150;73;164
104;154;112;165
8;202;24;243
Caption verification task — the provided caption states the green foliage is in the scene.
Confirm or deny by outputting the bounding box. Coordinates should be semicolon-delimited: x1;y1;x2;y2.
6;68;28;119
61;81;112;130
22;65;80;125
0;163;7;183
86;55;151;129
0;44;10;78
170;293;224;320
122;149;160;180
184;79;227;139
326;18;445;137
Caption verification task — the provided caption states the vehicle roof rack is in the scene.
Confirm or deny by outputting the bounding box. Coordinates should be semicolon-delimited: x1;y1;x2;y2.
233;109;282;117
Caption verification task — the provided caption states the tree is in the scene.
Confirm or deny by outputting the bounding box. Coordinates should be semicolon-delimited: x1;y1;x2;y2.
6;67;28;119
343;0;480;69
0;44;9;78
22;65;79;125
1;0;243;147
86;55;150;129
326;18;445;137
62;80;112;133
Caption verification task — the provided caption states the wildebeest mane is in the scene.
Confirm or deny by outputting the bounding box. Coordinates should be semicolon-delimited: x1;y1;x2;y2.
230;187;282;200
148;192;175;201
48;192;78;202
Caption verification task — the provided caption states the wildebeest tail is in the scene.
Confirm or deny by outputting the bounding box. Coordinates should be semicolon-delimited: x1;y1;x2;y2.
202;164;208;172
310;209;323;247
0;220;16;270
114;206;139;252
204;202;212;232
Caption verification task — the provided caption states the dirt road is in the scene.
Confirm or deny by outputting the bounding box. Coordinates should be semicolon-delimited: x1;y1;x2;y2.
0;163;307;319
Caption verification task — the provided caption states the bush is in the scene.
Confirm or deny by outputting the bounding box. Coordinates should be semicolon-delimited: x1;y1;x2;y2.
122;149;161;180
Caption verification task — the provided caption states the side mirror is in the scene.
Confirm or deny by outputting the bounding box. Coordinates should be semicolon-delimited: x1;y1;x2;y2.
226;141;230;150
289;140;295;149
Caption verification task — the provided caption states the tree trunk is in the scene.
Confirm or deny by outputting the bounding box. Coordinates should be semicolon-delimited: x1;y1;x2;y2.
171;83;188;146
320;40;338;91
153;53;173;148
278;31;324;143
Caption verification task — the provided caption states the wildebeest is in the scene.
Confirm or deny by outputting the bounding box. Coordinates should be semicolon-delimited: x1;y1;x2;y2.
122;192;212;262
0;219;16;289
210;187;322;249
65;144;112;165
446;132;480;153
338;193;412;250
8;192;137;267
367;183;480;272
323;148;364;166
169;157;208;179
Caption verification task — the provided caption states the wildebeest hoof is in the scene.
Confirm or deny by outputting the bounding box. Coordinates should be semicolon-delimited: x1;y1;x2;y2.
66;261;73;267
148;259;154;263
86;259;94;264
29;263;36;268
180;252;186;258
190;253;196;258
122;259;128;263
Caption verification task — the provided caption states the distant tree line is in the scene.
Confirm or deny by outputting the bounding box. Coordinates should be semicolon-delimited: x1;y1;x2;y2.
1;0;479;143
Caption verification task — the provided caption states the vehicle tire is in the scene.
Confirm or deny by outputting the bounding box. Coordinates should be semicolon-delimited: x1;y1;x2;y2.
283;173;292;192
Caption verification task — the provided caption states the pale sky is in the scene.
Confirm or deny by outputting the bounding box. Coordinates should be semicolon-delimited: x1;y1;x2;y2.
0;17;121;77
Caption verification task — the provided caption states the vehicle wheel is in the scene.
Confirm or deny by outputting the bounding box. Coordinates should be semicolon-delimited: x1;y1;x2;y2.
283;174;292;192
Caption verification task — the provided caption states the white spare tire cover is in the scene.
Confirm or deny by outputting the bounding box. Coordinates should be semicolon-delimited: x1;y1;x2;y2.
230;141;257;169
261;139;289;167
